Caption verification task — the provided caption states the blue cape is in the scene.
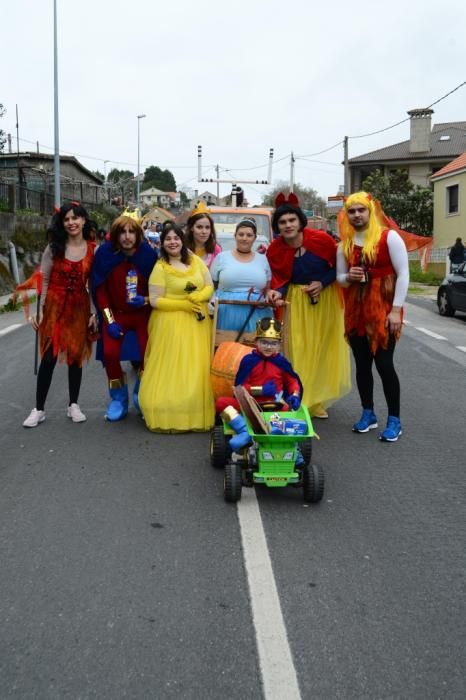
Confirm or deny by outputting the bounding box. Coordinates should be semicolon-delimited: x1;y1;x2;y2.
92;240;157;291
92;241;158;363
235;350;303;398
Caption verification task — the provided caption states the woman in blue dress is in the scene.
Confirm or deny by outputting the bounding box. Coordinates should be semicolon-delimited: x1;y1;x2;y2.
210;218;272;335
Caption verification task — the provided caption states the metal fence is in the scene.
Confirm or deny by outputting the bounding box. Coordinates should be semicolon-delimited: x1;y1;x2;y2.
0;182;103;215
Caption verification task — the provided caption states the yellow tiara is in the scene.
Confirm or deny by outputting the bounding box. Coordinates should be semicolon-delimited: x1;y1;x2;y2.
255;317;282;341
190;201;211;217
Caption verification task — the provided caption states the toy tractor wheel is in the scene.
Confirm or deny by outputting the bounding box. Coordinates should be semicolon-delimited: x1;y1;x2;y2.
303;463;324;503
224;463;242;502
210;426;229;469
300;438;313;466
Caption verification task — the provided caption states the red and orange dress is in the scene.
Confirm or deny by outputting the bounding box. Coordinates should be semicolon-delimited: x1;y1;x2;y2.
342;230;402;352
40;242;95;366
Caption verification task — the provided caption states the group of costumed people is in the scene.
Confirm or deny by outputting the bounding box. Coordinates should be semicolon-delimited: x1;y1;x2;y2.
19;191;430;443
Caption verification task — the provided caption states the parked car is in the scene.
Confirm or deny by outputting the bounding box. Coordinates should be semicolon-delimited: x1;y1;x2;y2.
437;262;466;316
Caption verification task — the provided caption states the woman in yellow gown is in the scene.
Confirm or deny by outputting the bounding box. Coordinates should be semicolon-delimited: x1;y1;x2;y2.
139;225;215;432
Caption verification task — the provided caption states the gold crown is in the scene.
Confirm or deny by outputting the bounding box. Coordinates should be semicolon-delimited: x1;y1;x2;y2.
190;201;211;217
255;317;282;341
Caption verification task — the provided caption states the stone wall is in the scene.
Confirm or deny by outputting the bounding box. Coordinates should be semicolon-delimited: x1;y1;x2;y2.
0;213;48;294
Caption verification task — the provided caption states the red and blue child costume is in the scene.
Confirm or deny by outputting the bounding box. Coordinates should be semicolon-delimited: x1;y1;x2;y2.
216;343;303;452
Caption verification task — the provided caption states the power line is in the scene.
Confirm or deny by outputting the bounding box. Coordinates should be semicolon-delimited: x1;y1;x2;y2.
220;153;289;172
296;157;341;167
349;79;466;140
5;134;213;171
296;141;343;158
4;80;465;187
294;79;466;158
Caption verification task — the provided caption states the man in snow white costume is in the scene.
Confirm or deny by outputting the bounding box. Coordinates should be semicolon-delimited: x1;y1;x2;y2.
92;215;158;420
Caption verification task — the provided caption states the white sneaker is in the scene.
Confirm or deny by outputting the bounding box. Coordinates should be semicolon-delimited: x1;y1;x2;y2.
23;408;45;428
67;403;87;423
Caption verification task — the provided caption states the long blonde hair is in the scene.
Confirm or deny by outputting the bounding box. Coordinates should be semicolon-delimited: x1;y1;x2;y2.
338;191;384;264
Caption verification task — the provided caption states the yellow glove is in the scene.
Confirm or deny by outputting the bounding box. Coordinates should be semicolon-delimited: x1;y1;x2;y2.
155;297;202;313
188;285;214;303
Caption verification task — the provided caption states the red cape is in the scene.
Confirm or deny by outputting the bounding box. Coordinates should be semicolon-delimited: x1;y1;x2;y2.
266;228;337;290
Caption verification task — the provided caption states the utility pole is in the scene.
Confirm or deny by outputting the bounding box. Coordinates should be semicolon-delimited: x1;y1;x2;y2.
215;164;220;203
16;104;21;208
136;114;146;211
289;151;295;193
53;0;61;208
104;160;110;202
343;136;349;195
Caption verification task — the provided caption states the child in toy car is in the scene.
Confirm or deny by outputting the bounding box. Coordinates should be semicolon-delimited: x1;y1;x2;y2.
215;317;303;452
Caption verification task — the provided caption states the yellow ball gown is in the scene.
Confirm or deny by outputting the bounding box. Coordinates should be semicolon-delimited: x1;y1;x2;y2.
139;255;215;432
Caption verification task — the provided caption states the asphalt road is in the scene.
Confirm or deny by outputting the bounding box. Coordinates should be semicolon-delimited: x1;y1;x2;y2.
0;298;465;699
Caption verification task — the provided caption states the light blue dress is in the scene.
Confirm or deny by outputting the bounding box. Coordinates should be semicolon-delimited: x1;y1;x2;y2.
210;251;273;333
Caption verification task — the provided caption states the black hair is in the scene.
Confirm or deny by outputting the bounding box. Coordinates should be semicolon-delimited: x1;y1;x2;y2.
162;219;175;233
235;217;257;234
160;224;191;265
271;203;308;236
47;202;95;258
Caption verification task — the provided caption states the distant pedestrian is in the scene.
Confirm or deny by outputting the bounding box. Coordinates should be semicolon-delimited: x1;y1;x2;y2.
22;203;98;428
449;237;465;272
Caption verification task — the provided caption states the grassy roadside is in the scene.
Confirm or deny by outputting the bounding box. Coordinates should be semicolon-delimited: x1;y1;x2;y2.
0;293;36;314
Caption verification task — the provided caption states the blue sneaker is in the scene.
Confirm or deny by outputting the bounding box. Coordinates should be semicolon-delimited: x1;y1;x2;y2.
352;409;378;433
379;416;402;442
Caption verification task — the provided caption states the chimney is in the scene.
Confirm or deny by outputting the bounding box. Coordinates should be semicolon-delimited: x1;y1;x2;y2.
407;108;433;153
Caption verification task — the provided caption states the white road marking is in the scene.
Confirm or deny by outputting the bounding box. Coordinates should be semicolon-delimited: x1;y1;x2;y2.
237;488;301;700
456;346;466;353
0;324;23;337
415;327;447;340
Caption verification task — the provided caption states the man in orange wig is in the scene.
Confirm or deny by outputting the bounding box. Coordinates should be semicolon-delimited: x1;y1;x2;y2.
336;192;409;442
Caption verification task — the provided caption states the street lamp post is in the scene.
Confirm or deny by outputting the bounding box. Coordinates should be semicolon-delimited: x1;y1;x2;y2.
53;0;60;208
103;159;110;202
136;114;146;211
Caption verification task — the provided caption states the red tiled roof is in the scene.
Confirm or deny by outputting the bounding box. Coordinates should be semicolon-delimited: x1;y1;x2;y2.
431;152;466;180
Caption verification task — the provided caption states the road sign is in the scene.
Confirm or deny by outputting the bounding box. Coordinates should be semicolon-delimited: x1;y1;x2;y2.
303;209;314;217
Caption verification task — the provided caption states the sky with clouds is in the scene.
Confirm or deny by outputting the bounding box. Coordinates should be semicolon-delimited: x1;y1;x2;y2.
2;0;465;205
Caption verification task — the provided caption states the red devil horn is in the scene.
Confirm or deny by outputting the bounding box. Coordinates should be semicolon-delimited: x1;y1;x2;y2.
274;192;286;207
288;192;300;207
70;200;80;207
53;205;61;214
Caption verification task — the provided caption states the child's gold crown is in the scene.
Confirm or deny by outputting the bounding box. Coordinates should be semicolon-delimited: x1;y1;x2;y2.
255;317;282;341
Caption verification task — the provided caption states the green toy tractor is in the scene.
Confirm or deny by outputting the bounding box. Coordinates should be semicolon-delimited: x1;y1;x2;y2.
210;398;324;504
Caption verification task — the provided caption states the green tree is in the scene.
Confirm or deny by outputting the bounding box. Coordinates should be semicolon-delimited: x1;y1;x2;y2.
262;181;326;214
106;168;135;203
107;168;134;183
92;170;104;181
180;191;190;206
0;104;6;152
362;169;433;236
143;165;176;192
